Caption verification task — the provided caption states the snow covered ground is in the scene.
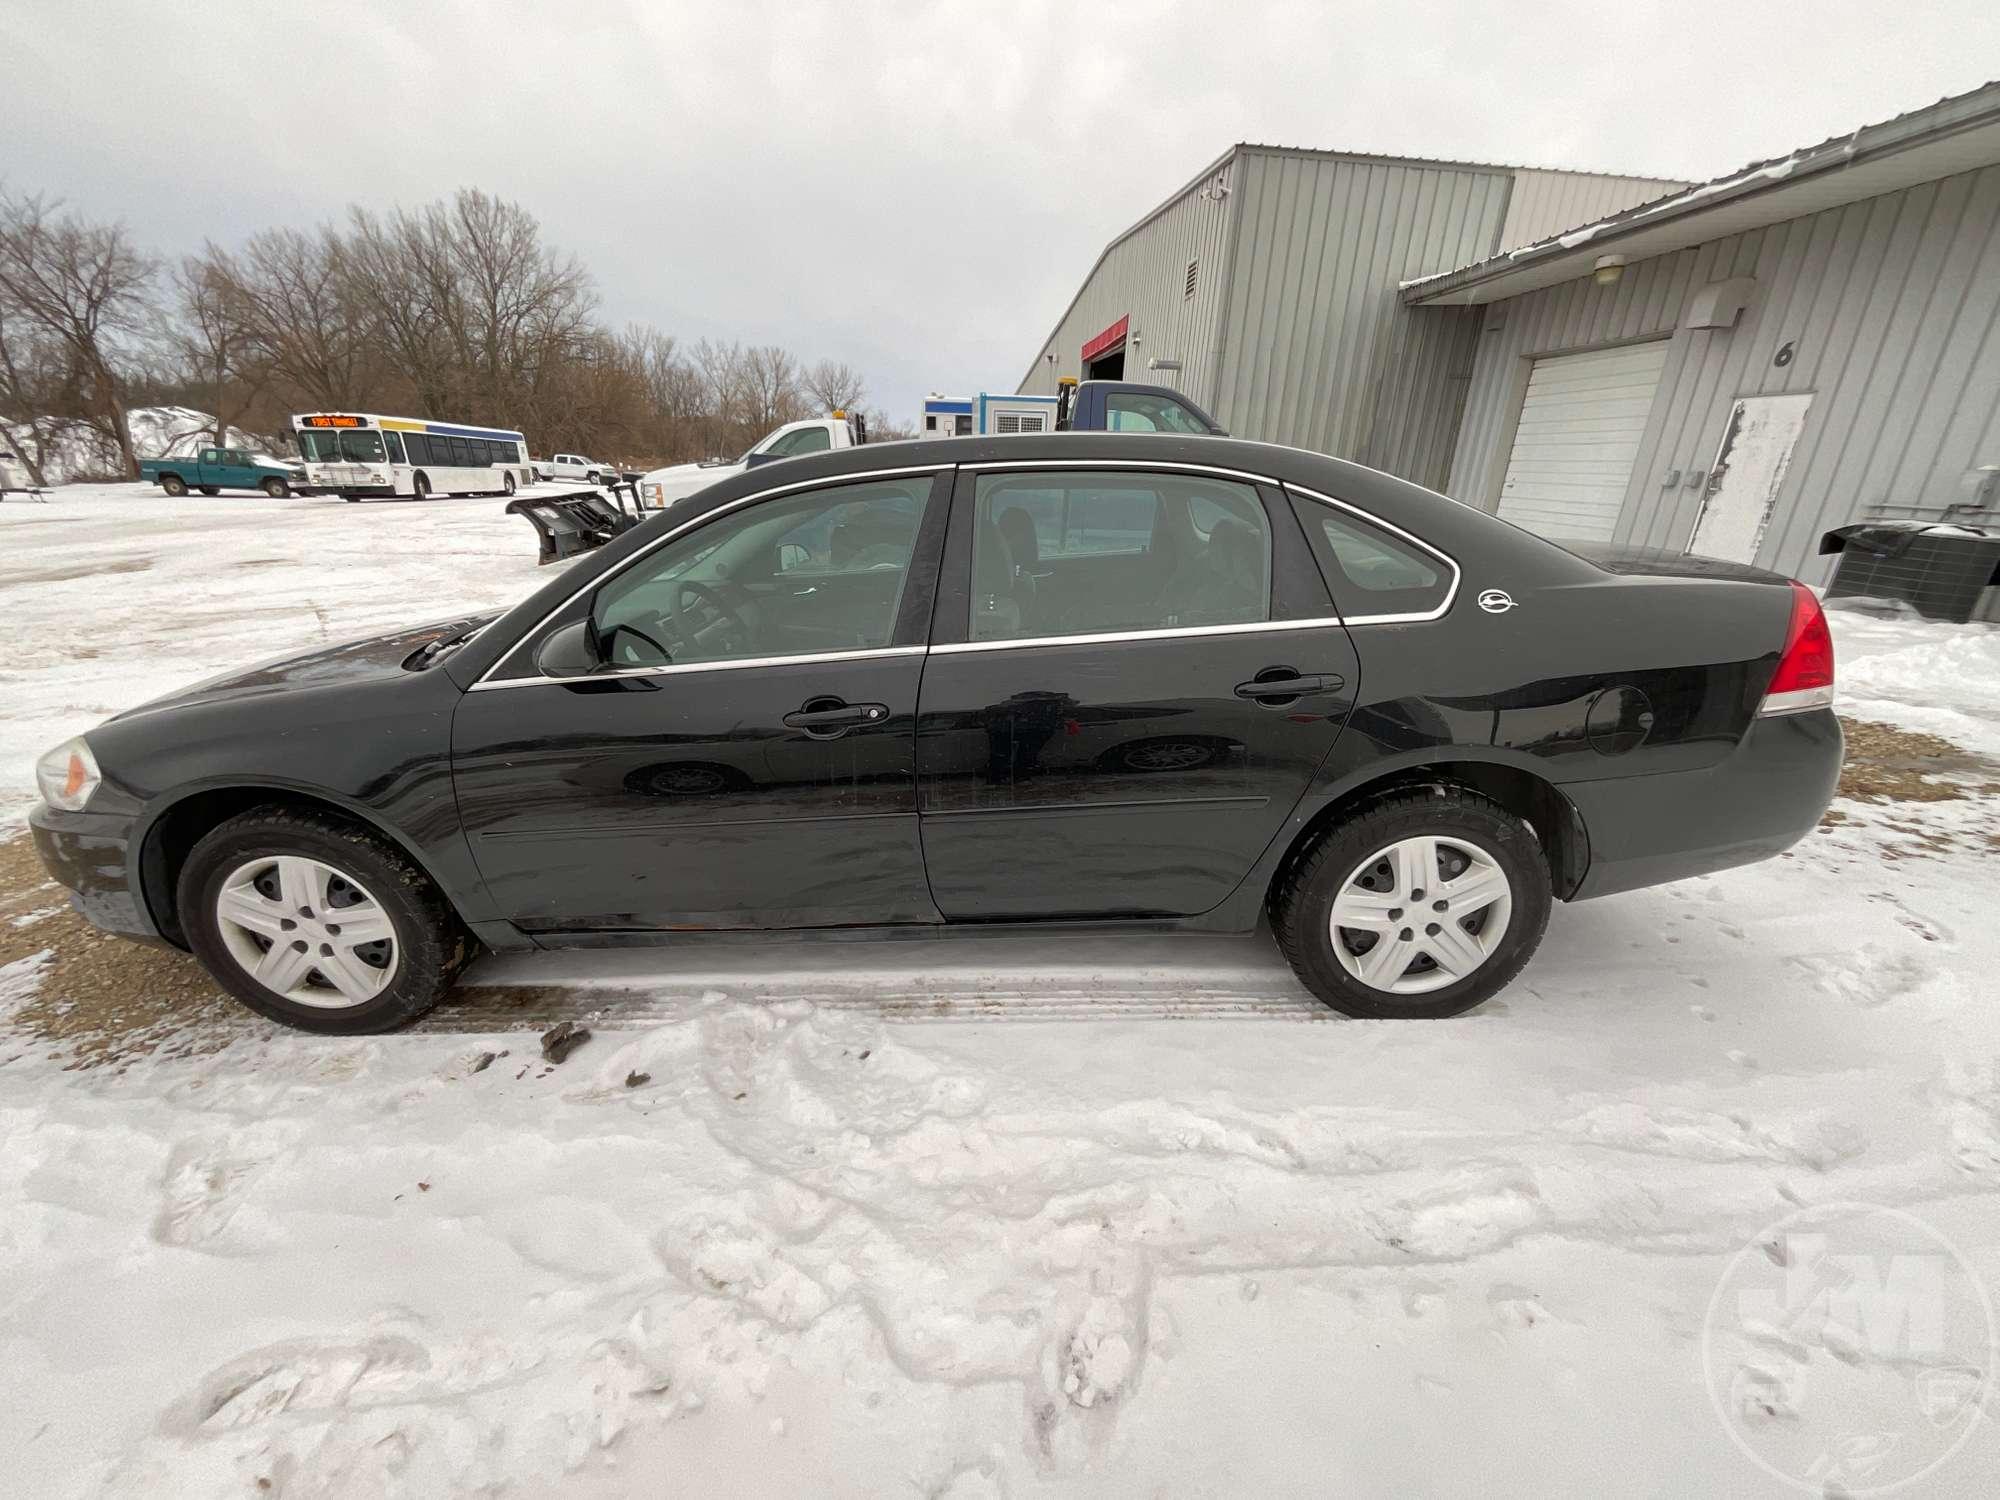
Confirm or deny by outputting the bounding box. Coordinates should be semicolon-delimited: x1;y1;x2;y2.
3;485;2000;1497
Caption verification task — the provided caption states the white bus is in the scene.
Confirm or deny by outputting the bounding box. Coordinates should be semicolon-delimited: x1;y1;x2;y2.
291;412;536;502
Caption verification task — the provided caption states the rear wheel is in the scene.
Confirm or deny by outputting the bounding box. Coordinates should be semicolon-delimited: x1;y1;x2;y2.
1273;788;1550;1018
198;484;220;496
159;474;188;496
262;477;290;498
178;808;469;1033
503;471;517;496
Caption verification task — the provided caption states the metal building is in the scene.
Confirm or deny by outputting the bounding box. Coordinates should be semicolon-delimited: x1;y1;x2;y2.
1022;81;2000;597
1020;149;1683;491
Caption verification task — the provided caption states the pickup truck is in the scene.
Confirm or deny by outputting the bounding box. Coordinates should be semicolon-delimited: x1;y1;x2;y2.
1058;379;1226;435
639;413;868;510
535;452;616;485
140;447;307;498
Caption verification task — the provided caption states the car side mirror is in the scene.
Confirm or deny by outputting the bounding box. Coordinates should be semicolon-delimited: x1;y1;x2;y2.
535;618;605;678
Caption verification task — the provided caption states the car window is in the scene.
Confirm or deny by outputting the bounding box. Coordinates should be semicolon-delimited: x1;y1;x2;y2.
970;471;1269;641
768;426;832;458
1288;493;1452;618
1104;390;1212;434
593;476;934;669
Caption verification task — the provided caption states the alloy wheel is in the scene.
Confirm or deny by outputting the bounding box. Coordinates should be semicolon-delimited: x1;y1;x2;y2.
212;854;399;1008
1328;834;1513;995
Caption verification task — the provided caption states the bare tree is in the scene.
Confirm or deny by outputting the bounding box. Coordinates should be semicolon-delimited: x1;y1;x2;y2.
222;227;375;410
0;189;156;475
0;304;82;486
163;252;269;447
737;344;804;432
803;358;865;414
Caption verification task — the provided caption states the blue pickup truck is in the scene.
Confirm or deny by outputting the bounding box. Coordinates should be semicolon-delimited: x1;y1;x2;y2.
139;447;308;498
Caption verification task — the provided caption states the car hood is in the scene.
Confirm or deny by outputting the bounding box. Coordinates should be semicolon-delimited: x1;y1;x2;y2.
114;613;498;719
641;459;745;502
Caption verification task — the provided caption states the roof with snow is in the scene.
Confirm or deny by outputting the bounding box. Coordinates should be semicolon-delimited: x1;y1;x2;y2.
1402;79;2000;306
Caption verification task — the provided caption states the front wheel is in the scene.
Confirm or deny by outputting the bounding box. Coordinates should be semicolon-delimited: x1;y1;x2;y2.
262;477;290;498
411;473;431;502
1272;787;1550;1019
178;808;469;1033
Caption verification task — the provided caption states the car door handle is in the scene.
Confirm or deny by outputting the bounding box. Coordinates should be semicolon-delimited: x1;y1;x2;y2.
782;699;889;737
1234;672;1344;701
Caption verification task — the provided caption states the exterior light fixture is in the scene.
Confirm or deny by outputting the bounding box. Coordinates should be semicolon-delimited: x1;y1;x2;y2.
1593;254;1627;286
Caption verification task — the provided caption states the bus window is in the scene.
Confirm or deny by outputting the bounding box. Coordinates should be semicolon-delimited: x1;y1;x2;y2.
339;429;386;463
384;431;407;464
450;437;473;466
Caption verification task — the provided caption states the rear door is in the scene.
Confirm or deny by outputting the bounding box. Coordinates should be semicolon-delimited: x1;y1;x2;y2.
914;462;1360;919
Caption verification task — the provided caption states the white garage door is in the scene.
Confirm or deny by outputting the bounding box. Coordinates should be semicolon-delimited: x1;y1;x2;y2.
1496;341;1669;544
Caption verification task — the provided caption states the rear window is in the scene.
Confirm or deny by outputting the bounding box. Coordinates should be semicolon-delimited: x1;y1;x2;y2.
1288;492;1453;619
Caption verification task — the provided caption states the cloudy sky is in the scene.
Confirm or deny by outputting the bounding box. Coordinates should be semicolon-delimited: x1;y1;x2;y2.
8;1;1996;421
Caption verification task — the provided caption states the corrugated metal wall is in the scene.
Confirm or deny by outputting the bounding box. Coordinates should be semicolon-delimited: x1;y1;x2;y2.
1498;169;1690;251
1210;151;1513;490
1018;155;1240;407
1447;162;2000;581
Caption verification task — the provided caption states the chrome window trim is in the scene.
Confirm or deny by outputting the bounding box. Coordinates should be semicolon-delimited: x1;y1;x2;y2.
469;644;928;692
965;457;1276;485
475;463;950;686
931;617;1345;655
1283;482;1461;625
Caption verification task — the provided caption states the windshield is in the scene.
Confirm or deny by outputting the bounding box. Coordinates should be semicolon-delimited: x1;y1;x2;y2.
296;429;342;462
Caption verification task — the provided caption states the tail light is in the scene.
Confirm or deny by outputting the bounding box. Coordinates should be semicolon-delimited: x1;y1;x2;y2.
1759;581;1835;716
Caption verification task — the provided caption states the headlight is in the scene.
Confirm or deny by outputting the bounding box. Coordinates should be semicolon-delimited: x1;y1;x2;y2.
36;737;101;811
642;483;663;508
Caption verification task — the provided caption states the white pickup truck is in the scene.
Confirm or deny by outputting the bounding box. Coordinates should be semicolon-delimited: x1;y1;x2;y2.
639;413;867;510
536;452;616;485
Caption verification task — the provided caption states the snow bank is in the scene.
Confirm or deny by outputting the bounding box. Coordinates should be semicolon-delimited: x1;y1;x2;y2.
0;406;270;483
1827;604;2000;755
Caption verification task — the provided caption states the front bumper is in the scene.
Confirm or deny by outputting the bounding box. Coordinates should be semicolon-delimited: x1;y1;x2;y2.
27;801;165;945
1563;708;1844;900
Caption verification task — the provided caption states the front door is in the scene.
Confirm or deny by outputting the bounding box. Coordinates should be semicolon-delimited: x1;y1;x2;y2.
450;471;949;934
915;465;1360;918
1687;392;1814;565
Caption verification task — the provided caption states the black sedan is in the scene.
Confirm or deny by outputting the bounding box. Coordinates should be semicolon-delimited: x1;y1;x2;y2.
29;433;1843;1032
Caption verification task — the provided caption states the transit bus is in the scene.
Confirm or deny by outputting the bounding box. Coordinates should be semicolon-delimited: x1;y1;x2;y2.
290;412;535;502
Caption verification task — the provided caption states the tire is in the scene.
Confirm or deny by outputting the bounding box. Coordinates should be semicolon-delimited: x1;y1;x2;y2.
1272;787;1551;1019
411;473;431;502
262;477;290;498
159;474;188;496
503;472;517;496
198;485;221;496
178;807;471;1034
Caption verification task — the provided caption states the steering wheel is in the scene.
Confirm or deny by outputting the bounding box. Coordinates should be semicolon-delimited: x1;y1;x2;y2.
664;580;752;658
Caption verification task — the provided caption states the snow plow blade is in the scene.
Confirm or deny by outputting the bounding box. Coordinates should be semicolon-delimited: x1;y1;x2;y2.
507;486;644;565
